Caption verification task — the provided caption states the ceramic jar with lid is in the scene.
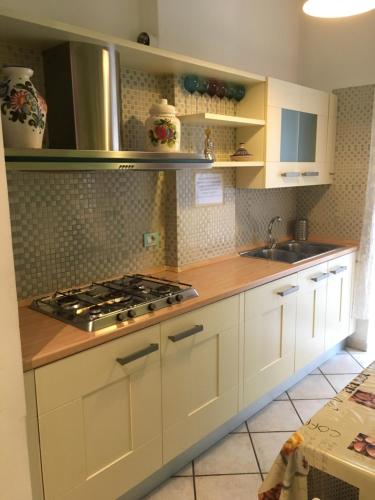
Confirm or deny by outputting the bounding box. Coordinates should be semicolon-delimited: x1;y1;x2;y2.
0;66;47;148
145;98;180;152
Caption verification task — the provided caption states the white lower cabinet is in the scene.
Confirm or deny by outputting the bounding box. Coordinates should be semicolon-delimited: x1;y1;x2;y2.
28;252;357;499
161;296;239;462
325;253;356;349
295;263;328;371
35;325;162;500
243;275;298;407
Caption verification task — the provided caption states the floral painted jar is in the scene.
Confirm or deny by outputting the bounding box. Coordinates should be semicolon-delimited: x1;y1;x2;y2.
0;66;47;148
145;98;180;152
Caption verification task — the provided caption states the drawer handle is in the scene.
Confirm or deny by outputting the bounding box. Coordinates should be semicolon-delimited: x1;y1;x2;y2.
302;171;319;177
311;272;330;282
330;266;347;275
168;324;204;342
277;285;299;297
281;172;300;178
116;343;159;365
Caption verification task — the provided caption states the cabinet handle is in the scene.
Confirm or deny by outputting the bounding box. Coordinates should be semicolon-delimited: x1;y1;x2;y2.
330;266;347;275
311;272;330;282
116;343;159;365
168;324;204;342
277;285;299;297
302;171;319;177
281;172;300;178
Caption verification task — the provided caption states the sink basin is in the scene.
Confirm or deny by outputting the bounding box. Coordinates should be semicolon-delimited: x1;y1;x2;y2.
240;240;342;263
240;248;304;263
276;241;340;255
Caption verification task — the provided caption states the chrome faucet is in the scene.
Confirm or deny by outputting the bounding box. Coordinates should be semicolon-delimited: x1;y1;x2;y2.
267;216;283;249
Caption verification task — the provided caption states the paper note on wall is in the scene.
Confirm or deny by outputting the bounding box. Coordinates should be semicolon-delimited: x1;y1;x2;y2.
195;173;223;206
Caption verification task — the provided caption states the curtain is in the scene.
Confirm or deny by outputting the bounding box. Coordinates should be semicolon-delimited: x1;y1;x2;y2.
353;91;375;334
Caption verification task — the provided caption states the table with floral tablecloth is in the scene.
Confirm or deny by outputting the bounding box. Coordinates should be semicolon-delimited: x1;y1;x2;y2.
259;361;375;500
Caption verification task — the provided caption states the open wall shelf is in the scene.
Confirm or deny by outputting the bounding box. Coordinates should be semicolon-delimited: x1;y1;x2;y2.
179;113;265;128
213;161;264;168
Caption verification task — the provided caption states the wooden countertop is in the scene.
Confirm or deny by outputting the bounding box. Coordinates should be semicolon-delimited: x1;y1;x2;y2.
19;239;357;371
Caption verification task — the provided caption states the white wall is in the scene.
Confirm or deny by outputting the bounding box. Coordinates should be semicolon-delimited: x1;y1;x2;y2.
0;0;143;41
0;120;32;498
298;10;375;90
157;0;301;82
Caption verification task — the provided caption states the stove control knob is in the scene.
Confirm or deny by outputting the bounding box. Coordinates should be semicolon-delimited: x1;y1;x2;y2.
117;312;127;322
128;309;137;318
167;297;174;305
148;303;156;311
175;294;184;302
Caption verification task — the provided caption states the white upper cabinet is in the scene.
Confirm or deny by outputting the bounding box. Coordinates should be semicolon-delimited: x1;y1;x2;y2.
237;77;337;189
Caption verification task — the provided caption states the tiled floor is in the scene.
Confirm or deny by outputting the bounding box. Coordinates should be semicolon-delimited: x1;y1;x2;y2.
144;349;372;500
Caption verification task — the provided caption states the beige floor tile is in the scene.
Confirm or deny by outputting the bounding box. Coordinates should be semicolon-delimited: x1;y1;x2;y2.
325;373;356;392
346;348;375;369
144;477;194;499
231;422;248;433
173;462;193;476
247;401;301;432
194;433;259;475
319;353;362;374
293;399;330;422
310;368;321;374
195;474;262;500
288;375;336;399
274;392;288;400
251;432;291;473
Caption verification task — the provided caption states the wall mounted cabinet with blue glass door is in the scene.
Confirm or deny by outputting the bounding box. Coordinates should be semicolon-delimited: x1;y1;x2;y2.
280;109;317;163
237;78;337;189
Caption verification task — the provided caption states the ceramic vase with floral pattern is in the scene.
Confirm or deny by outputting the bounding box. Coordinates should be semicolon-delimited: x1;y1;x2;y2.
0;66;47;148
145;98;180;152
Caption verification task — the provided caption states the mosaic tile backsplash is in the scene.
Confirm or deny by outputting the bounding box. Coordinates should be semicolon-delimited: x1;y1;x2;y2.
2;42;372;298
297;85;375;240
7;170;167;298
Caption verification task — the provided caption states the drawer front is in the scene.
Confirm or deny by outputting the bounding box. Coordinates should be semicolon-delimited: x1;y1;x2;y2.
265;162;301;187
161;295;239;345
295;263;328;371
161;296;239;461
36;326;162;500
36;325;160;414
243;275;298;406
326;253;355;349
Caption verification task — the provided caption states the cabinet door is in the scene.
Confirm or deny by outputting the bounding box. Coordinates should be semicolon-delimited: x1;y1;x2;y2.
36;326;162;500
243;275;298;407
24;371;44;500
326;93;337;180
265;78;331;189
295;264;328;371
161;296;239;462
325;253;355;350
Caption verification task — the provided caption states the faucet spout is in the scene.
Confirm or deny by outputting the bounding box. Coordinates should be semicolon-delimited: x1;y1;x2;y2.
267;216;283;249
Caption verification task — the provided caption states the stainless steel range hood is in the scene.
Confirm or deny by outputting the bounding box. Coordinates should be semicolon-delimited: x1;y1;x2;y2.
5;148;213;171
5;41;212;171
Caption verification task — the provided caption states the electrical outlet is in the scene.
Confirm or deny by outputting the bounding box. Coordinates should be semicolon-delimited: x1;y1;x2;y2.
143;232;160;248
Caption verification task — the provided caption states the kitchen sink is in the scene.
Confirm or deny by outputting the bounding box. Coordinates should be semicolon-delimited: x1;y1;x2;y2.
240;240;342;263
241;248;302;263
276;241;340;255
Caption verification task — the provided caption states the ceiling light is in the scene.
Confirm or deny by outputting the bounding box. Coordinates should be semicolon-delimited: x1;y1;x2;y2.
303;0;375;18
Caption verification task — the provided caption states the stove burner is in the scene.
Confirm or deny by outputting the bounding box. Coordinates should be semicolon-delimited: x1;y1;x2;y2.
129;277;142;285
108;294;132;303
132;284;146;291
156;285;173;294
90;306;103;316
56;297;81;310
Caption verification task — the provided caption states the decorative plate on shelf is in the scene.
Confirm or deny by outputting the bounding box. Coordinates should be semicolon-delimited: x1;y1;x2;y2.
230;142;253;161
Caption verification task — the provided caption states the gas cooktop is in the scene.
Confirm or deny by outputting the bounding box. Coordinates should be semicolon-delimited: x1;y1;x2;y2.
31;274;198;332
